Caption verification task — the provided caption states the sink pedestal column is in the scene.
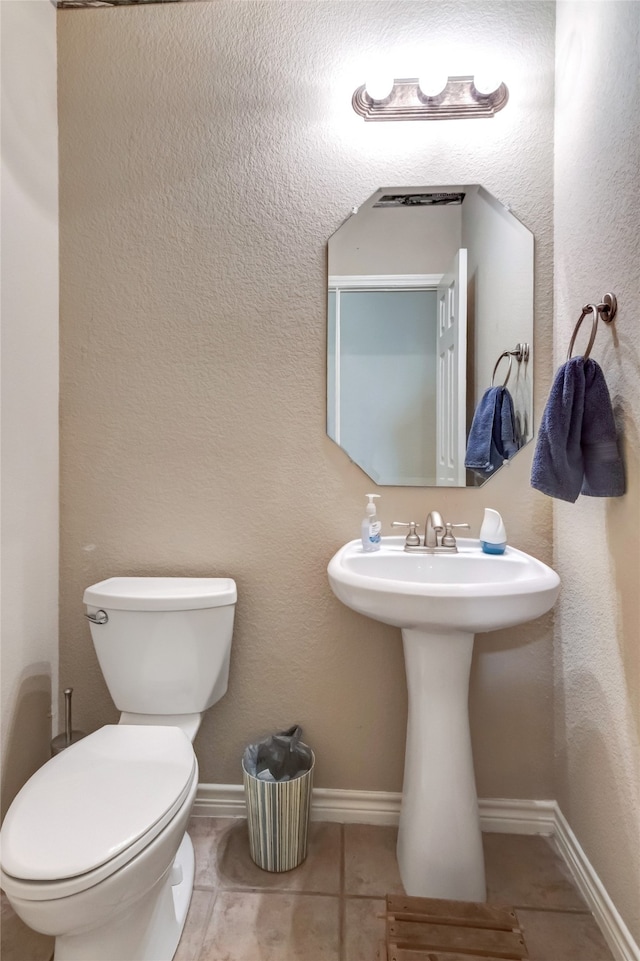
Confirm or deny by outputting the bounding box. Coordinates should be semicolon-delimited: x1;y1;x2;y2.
397;627;486;902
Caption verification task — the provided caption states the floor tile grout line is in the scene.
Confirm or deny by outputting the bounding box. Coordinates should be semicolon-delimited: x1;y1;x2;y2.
195;883;389;903
343;893;388;900
513;904;595;915
193;889;218;961
197;885;343;897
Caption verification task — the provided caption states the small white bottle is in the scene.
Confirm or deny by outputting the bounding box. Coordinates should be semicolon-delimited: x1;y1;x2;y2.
480;508;507;555
361;494;382;552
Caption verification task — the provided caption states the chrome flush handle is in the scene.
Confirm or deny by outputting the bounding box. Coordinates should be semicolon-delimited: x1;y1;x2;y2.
85;609;109;625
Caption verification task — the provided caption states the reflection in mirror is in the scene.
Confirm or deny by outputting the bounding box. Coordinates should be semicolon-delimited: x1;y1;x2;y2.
327;186;534;487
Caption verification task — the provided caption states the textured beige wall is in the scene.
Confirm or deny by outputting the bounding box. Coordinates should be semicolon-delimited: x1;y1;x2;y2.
554;1;640;942
1;0;59;818
58;0;556;796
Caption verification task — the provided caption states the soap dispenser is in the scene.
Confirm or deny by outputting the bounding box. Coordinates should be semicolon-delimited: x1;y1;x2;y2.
480;508;507;555
361;494;381;552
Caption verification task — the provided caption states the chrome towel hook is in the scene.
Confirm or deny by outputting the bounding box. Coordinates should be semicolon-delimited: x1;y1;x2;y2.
567;292;617;361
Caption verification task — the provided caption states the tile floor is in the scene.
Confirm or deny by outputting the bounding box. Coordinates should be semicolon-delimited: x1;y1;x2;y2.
1;819;616;961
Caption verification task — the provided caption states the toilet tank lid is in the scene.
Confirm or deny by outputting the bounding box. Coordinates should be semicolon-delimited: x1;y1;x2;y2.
84;576;237;611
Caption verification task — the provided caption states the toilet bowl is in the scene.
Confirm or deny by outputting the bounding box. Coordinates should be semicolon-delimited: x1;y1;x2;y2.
0;576;237;961
1;725;198;960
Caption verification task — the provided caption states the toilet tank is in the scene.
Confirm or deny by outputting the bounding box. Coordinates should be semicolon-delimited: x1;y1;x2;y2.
83;577;237;715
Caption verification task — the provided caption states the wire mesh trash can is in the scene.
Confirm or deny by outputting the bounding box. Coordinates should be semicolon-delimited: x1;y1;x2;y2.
242;751;314;872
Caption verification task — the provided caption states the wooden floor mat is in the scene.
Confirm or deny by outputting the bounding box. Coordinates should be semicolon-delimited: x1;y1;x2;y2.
384;894;529;961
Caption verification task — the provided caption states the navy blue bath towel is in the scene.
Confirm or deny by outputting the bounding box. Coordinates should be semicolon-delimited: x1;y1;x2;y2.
465;386;519;476
531;356;624;502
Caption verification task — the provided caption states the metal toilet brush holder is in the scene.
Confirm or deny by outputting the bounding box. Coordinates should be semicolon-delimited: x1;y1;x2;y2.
51;687;86;756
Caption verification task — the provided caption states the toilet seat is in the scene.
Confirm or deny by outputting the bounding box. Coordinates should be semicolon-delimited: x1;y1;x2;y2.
0;725;196;901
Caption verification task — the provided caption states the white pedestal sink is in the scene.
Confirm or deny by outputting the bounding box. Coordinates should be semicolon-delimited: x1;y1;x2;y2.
327;536;560;902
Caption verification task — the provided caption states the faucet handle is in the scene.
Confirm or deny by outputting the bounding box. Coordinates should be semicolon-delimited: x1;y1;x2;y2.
442;522;470;548
392;520;421;547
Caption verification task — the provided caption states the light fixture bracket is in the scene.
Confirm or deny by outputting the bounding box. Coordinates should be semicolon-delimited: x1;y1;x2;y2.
352;77;508;121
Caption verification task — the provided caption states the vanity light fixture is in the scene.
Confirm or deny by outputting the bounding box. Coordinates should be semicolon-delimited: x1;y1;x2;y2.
352;76;508;121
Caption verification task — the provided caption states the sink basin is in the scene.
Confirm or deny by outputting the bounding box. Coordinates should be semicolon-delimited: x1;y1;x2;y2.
328;536;560;633
327;535;560;903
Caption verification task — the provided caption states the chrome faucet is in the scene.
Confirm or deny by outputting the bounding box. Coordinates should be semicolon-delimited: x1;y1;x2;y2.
425;511;445;548
392;512;470;553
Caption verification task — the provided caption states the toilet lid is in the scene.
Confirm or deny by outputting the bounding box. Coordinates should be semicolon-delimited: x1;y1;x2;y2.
1;726;196;881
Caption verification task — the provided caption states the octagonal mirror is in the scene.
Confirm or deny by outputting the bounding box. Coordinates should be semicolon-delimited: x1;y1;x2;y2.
327;185;533;487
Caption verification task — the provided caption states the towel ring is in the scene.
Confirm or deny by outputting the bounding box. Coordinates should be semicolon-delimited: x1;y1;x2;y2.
567;304;599;361
566;293;618;361
492;352;513;387
491;343;529;387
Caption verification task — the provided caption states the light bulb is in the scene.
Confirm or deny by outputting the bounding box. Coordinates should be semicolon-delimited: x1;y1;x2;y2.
473;74;502;96
418;73;448;98
364;76;394;102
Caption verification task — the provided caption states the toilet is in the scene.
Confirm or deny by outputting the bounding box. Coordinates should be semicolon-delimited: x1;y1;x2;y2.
0;576;237;961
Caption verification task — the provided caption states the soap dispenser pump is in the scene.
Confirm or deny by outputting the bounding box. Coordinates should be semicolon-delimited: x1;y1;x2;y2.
480;508;507;555
361;494;381;552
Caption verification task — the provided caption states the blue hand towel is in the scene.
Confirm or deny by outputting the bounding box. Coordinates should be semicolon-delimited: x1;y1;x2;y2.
581;360;625;497
500;390;519;460
465;386;519;476
531;356;624;502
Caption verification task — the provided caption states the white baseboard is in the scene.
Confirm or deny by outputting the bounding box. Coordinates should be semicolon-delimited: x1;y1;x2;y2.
192;783;403;823
192;783;639;961
192;784;556;833
193;783;247;819
552;806;640;961
478;797;557;835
